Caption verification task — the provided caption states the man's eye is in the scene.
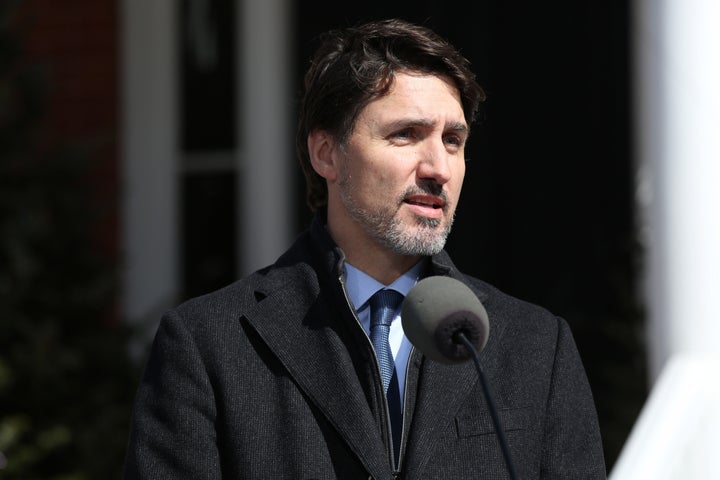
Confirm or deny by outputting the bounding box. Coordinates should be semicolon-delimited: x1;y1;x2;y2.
392;129;413;139
444;135;463;147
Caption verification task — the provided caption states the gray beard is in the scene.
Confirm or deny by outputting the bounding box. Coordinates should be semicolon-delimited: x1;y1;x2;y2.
339;182;454;256
374;211;453;256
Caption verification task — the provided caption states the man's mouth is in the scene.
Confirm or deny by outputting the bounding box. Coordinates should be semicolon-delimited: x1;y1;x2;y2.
404;195;445;210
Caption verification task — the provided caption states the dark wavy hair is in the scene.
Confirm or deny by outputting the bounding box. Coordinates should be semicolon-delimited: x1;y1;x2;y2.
296;18;486;211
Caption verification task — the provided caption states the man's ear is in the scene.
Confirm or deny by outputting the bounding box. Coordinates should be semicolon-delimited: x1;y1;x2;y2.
307;130;340;182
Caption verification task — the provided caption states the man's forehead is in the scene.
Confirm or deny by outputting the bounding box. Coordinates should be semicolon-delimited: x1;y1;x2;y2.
359;73;466;127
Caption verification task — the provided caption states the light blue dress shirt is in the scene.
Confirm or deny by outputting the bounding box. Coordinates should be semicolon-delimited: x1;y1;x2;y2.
343;260;424;405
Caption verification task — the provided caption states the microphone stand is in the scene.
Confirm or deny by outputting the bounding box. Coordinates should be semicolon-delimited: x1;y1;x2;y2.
456;332;519;480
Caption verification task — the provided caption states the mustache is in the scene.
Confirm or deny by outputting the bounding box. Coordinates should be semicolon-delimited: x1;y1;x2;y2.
401;181;448;202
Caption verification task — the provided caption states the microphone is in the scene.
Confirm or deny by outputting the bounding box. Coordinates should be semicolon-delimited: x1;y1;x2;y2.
401;276;519;480
401;276;489;364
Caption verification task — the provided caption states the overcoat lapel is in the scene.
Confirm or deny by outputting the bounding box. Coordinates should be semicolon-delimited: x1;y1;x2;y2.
402;357;479;477
241;280;391;478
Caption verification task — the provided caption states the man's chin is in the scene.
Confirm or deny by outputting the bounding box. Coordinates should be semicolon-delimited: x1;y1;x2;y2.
404;210;443;228
389;226;449;256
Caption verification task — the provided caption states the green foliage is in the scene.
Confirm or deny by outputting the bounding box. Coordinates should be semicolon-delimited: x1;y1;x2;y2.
0;3;139;478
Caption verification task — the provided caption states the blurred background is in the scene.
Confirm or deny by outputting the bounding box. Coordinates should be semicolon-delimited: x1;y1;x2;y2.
1;0;718;478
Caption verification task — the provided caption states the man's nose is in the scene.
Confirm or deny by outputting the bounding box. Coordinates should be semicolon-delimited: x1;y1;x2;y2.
417;138;452;184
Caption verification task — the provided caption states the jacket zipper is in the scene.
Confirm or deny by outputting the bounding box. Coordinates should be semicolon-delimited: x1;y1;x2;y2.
338;274;399;474
395;345;414;473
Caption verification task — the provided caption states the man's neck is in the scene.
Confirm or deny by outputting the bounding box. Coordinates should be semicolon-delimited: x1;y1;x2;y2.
345;250;423;286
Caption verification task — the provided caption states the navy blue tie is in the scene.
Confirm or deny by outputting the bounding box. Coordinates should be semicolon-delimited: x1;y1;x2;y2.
369;288;404;464
369;289;403;394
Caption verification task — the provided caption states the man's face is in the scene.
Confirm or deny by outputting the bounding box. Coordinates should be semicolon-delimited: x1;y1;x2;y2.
322;71;468;263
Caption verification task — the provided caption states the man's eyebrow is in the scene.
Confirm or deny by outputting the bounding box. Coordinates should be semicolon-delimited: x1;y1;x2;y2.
446;121;469;134
383;118;469;133
383;118;435;130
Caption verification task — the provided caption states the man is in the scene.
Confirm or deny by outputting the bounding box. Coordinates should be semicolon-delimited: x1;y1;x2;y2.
124;19;606;479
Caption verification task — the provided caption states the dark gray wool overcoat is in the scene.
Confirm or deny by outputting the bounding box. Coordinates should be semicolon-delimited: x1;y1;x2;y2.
124;212;606;479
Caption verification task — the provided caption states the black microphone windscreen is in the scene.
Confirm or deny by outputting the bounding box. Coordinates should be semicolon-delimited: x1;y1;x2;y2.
401;276;489;364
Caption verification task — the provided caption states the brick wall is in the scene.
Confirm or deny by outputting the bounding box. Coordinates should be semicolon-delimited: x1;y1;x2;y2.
18;0;119;258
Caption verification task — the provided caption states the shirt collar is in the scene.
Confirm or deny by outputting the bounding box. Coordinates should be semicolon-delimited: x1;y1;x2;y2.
344;260;425;311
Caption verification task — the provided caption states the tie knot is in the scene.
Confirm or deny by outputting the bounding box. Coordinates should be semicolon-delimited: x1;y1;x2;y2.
369;289;404;328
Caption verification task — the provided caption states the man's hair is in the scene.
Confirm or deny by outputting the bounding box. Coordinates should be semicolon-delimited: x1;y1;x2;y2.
296;18;487;212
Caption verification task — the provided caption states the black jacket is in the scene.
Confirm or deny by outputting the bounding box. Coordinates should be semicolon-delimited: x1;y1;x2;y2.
124;214;606;479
